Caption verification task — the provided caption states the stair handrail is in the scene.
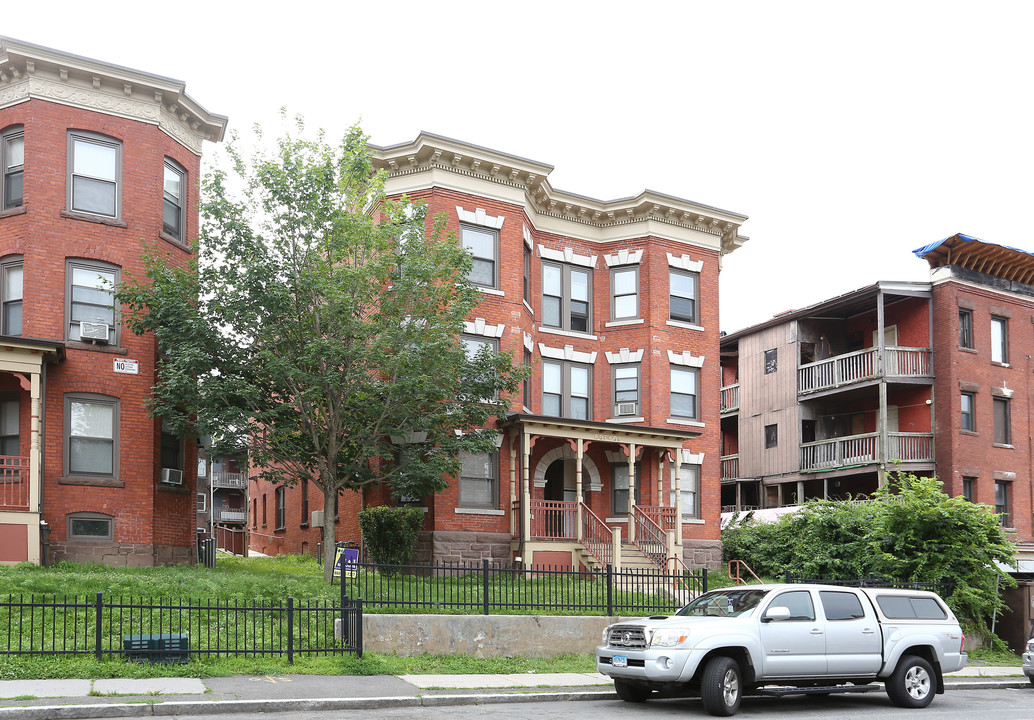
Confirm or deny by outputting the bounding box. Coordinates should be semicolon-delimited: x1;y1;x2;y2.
728;559;763;585
666;554;707;599
631;506;667;569
580;502;613;567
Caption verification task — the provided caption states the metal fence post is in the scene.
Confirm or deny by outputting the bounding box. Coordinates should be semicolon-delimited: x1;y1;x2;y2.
94;592;103;661
482;558;490;616
356;597;364;659
287;597;294;665
702;567;708;593
606;564;613;617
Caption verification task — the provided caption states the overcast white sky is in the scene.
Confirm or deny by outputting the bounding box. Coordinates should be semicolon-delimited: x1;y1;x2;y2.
7;1;1033;332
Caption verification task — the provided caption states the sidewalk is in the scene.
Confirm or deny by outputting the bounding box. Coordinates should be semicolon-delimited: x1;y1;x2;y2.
0;667;1027;719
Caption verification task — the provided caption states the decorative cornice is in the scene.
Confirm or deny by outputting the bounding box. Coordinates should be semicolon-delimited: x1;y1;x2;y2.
463;318;505;338
667;252;704;273
0;36;226;153
604;249;644;267
667;350;705;368
538;343;597;364
370;131;749;254
605;348;644;364
457;206;504;229
538;244;597;268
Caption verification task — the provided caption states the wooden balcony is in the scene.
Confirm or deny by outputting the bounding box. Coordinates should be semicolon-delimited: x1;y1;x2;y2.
0;456;28;510
798;346;931;395
720;384;740;413
720;454;739;481
799;432;934;471
211;472;248;489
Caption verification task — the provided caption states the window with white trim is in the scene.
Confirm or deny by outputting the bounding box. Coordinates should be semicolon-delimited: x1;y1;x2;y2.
459;451;498;509
65;393;118;478
68;131;121;218
610;266;639;320
669;269;698;324
461;224;498;288
543;359;591;420
1;256;22;336
542;262;591;333
670;463;702;520
670;366;699;420
66;259;118;344
163;159;186;242
612;364;640;417
197;493;207;513
1;126;23;210
991;316;1008;364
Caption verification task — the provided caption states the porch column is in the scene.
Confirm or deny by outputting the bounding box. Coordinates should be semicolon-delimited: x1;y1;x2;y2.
522;429;532;545
508;436;517;537
673;448;683;529
627;442;636;543
28;371;42;514
575;438;584;539
657;451;665;507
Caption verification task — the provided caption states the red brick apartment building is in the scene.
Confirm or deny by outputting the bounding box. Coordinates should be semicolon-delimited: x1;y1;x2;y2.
0;38;225;565
249;132;749;570
719;233;1034;568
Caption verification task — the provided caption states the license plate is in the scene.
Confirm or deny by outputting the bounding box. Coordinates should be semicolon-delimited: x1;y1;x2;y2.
612;655;627;668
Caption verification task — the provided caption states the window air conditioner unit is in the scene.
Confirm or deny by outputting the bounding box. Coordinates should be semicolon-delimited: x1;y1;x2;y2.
80;322;110;343
311;510;324;527
161;468;184;485
617;402;638;417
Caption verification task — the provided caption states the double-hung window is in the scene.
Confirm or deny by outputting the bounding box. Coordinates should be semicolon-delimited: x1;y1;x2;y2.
160;418;183;475
670;366;699;420
995;481;1010;527
960;391;976;432
611;266;639;320
611;462;640;515
163;159;186;242
2;126;23;210
459;451;498;509
669;269;698;324
523;243;531;303
68;132;121;218
275;486;286;530
0;396;19;456
542;359;591;419
958;309;974;349
669;463;702;520
461;224;498;288
542;262;591;333
993;396;1011;445
991;316;1008;363
1;256;22;336
65;393;118;478
612;364;640;417
67;259;118;344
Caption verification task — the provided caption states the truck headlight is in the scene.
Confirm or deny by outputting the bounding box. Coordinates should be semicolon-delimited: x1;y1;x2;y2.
649;628;689;647
603;627;611;644
1027;638;1034;654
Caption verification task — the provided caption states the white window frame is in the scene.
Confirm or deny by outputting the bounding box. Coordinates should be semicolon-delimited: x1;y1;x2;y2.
163;158;186;243
542;261;592;334
612;363;640;417
64;393;119;479
669;366;699;421
669;268;699;325
610;266;639;321
67;131;122;219
1;255;22;336
461;224;499;289
991;315;1008;364
670;463;702;521
1;125;24;211
66;259;119;345
197;493;207;513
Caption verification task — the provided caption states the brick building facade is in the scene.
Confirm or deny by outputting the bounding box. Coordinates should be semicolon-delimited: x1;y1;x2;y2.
0;37;224;566
249;132;749;570
719;233;1033;567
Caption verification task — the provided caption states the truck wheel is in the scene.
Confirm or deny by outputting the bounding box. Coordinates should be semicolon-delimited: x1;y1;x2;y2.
886;655;935;708
701;656;742;716
614;679;651;703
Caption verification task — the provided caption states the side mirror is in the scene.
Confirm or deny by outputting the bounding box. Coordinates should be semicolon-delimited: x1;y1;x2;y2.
761;606;791;623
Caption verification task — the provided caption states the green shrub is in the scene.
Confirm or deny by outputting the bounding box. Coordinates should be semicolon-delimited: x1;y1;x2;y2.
357;506;424;567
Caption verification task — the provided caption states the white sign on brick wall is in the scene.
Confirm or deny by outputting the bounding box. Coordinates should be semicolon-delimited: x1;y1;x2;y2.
113;358;139;375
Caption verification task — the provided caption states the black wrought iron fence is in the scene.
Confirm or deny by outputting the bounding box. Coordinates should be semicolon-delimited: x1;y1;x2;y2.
339;558;707;616
1;590;362;662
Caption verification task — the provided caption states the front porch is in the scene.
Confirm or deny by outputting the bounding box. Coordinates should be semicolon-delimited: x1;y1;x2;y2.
502;414;708;573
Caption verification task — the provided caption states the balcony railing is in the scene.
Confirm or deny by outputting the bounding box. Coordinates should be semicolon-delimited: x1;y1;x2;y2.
798;346;931;394
800;432;934;471
720;454;739;481
528;499;576;540
211;472;248;489
213;508;247;523
720;383;740;413
0;456;28;510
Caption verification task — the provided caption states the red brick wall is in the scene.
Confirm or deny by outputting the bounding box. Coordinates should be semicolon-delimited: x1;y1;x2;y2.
1;97;203;562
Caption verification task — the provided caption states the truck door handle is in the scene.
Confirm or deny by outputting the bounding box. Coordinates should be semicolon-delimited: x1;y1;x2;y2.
862;628;876;634
810;629;824;635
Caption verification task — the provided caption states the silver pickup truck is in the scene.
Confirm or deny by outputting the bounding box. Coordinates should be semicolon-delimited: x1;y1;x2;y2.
596;583;967;716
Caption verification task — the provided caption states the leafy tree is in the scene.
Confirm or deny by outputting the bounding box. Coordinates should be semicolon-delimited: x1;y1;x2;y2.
722;473;1016;631
118;117;525;580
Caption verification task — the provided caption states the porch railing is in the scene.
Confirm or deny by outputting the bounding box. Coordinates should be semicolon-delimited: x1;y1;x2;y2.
0;456;28;510
528;500;576;541
720;454;739;481
580;502;613;568
631;506;667;569
800;432;934;471
211;472;248;489
214;508;247;523
798;346;931;394
638;505;677;532
720;383;740;413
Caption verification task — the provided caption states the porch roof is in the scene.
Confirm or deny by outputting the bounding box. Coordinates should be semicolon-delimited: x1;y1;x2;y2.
503;413;700;450
0;336;64;374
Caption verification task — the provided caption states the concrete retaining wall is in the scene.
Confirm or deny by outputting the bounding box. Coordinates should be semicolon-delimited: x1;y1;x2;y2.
363;613;621;657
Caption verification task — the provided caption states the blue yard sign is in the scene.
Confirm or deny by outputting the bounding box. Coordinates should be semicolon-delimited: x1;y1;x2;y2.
333;547;359;579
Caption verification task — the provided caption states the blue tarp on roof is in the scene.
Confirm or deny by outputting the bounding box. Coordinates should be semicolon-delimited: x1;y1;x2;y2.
913;233;1034;260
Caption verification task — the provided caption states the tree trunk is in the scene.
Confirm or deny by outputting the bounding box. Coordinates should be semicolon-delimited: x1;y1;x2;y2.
322;490;338;582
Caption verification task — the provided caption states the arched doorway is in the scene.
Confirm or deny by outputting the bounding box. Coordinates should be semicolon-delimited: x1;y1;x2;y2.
543;458;576;538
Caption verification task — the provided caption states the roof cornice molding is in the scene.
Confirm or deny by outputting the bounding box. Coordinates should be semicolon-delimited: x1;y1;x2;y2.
0;36;226;152
371;132;748;255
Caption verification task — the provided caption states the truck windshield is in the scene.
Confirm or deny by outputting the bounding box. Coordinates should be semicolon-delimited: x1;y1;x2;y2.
676;589;770;618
